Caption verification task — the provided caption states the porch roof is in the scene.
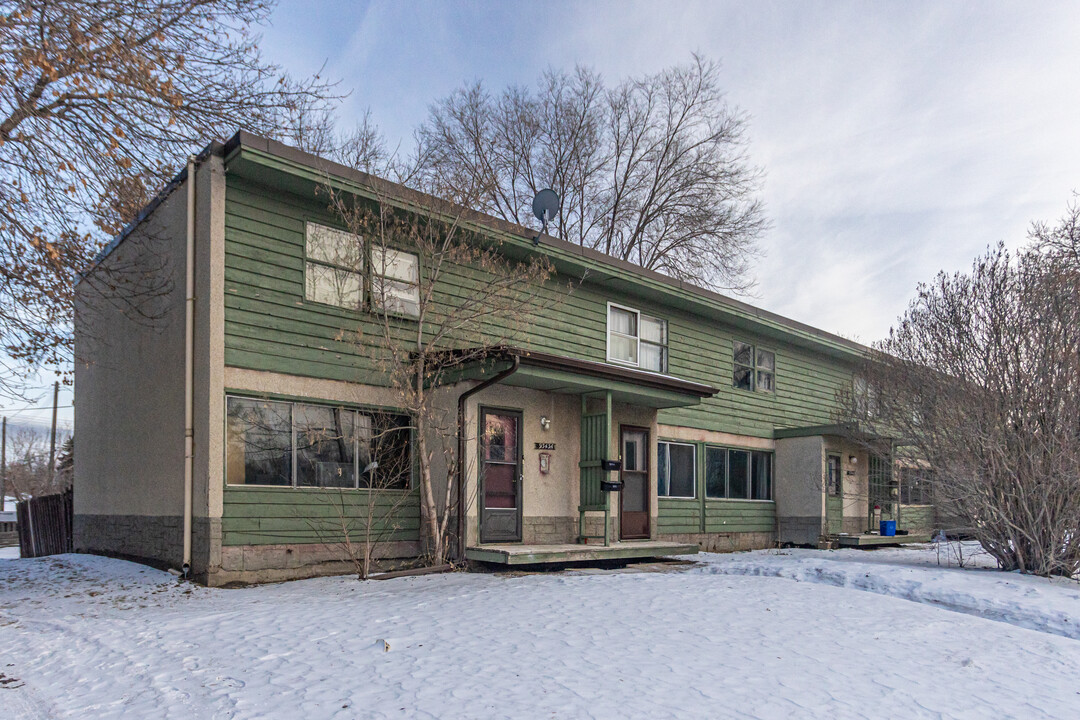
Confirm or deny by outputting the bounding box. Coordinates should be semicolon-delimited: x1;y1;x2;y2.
456;349;718;409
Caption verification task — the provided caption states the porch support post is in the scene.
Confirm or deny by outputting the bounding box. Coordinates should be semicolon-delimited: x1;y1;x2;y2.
579;395;587;543
604;390;612;547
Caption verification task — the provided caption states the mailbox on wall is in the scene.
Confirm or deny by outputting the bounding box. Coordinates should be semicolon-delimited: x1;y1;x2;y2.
600;459;621;472
600;479;624;492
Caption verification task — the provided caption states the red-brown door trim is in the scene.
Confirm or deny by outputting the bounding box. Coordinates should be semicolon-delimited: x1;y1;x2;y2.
619;424;651;540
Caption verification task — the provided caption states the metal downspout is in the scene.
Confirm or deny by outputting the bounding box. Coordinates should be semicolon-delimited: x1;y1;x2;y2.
455;355;520;562
182;156;196;577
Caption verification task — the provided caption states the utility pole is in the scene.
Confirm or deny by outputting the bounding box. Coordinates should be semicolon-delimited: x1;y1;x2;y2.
48;381;58;488
1;416;6;511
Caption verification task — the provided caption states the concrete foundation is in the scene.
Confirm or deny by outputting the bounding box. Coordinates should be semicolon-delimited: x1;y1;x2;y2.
658;530;775;553
74;514;185;570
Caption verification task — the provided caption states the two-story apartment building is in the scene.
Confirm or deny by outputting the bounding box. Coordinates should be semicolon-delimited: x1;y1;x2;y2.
74;132;909;585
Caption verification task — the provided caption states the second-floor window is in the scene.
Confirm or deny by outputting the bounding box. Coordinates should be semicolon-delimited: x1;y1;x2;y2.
305;222;364;310
732;340;774;392
372;247;420;318
607;303;667;373
305;222;420;318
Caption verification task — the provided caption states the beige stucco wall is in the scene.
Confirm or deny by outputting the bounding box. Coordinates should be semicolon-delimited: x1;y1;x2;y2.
74;176;189;519
194;156;226;523
823;436;869;531
774;435;825;544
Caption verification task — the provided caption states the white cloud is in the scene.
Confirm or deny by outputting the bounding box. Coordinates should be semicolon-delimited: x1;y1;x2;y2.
260;0;1080;341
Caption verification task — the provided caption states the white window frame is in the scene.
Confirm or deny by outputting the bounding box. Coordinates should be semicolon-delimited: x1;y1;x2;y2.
606;301;667;373
371;245;421;319
657;440;697;499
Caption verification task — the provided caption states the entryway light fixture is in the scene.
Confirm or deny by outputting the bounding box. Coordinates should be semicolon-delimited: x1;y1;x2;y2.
849;455;857;464
540;416;551;431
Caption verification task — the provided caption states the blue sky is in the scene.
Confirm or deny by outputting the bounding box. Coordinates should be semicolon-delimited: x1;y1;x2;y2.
7;1;1080;431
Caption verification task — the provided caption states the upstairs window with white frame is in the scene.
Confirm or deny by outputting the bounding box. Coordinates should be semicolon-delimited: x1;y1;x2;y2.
305;222;364;310
372;246;420;318
607;303;667;373
732;340;774;392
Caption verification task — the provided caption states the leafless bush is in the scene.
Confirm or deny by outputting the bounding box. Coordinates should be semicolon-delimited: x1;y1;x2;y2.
840;211;1080;577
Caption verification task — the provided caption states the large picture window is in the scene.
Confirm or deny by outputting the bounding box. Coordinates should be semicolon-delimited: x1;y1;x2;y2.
705;446;773;500
732;340;774;392
607;303;667;373
226;396;412;490
658;441;696;498
305;223;364;309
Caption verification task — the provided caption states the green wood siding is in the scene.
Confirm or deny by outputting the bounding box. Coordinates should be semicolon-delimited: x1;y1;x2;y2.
703;500;775;534
221;486;420;546
657;498;701;534
900;504;935;532
224;175;855;438
222;174;857;543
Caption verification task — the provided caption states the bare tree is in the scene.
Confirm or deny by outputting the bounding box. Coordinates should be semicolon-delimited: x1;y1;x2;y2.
2;424;69;499
303;412;421;580
0;0;335;397
840;225;1080;577
416;55;766;292
317;171;557;565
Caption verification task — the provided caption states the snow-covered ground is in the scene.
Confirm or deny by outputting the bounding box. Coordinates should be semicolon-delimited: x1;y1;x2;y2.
2;547;1079;719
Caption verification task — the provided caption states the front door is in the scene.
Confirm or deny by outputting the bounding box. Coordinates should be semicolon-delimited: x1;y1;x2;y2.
826;454;843;535
620;426;650;539
480;408;522;543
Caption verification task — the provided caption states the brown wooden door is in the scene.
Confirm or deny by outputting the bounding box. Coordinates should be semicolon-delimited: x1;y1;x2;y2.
620;426;650;539
480;408;522;543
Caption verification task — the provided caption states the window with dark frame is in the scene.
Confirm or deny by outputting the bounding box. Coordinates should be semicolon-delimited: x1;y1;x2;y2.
704;445;773;500
732;340;774;392
827;455;842;497
226;396;412;490
657;441;696;498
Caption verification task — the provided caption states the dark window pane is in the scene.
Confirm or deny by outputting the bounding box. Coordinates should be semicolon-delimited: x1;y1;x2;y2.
226;398;292;486
658;445;670;496
666;443;696;498
733;341;754;367
366;413;411;490
756;349;775;372
295;405;357;488
752;451;772;500
728;450;749;499
733;367;754;391
483;413;518;462
827;456;842;496
705;446;727;498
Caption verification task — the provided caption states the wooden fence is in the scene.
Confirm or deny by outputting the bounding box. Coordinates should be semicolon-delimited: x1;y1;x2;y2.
17;489;73;558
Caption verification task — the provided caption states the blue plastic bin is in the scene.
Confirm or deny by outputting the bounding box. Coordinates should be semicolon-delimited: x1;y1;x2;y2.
880;520;896;537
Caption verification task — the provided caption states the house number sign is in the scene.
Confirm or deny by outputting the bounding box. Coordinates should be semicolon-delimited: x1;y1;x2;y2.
534;442;556;450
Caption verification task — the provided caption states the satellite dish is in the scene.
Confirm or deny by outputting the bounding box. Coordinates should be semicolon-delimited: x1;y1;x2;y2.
531;189;560;245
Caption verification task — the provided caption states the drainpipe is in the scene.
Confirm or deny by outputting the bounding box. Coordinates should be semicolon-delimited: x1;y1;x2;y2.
455;355;520;561
182;156;196;578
